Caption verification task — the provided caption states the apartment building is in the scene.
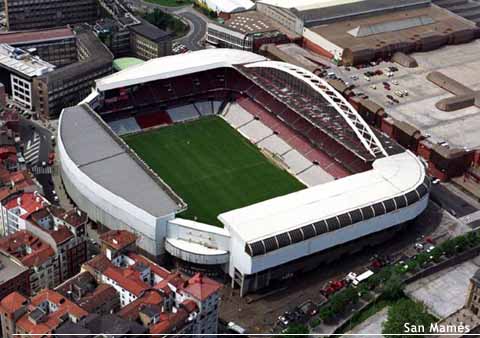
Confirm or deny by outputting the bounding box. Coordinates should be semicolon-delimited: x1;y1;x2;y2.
129;20;173;60
0;203;88;295
32;27;113;118
4;0;99;31
0;27;77;67
82;230;222;336
0;289;88;337
0;45;55;110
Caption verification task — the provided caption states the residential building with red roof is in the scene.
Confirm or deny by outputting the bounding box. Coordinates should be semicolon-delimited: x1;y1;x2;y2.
0;191;49;236
0;289;88;337
0;251;30;324
55;271;120;315
0;205;88;295
81;229;222;336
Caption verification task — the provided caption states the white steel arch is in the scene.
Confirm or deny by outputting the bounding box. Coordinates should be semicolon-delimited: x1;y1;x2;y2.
245;61;388;158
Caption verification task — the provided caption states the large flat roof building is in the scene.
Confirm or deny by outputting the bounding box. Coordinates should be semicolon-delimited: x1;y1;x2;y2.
308;4;479;64
4;0;99;31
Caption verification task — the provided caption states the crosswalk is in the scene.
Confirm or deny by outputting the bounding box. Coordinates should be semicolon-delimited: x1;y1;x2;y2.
24;133;41;166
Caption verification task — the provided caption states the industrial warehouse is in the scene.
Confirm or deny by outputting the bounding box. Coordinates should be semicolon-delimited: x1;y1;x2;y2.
58;49;430;295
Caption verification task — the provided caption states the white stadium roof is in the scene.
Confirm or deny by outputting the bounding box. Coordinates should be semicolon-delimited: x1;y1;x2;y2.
218;150;426;243
203;0;254;13
96;49;267;92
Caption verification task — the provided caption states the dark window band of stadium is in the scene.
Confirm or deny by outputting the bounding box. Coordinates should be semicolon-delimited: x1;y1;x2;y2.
244;178;430;257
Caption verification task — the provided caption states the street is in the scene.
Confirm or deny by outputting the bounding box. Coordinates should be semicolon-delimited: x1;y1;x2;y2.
219;200;466;333
430;184;478;218
129;0;208;51
17;117;57;204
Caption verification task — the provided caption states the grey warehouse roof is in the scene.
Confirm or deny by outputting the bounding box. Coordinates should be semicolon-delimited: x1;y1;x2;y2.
59;104;185;218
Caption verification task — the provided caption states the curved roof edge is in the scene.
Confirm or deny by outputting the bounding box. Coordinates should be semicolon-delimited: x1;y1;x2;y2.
96;49;267;92
219;150;428;247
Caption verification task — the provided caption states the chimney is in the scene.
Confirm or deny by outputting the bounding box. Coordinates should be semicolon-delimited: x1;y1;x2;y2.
17;197;21;205
35;197;40;203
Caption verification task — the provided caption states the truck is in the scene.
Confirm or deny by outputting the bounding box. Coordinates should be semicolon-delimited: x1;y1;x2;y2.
346;270;374;287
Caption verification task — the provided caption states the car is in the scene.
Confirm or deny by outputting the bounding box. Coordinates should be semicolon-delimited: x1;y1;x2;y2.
392;80;399;85
415;243;424;251
52;190;57;195
41;161;47;167
53;196;59;202
227;322;246;334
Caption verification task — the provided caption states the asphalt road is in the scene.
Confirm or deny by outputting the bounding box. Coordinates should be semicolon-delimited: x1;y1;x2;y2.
133;0;208;51
430;184;478;218
17;118;56;204
175;10;207;51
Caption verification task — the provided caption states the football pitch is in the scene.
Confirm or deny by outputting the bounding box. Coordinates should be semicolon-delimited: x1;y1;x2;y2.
123;116;305;226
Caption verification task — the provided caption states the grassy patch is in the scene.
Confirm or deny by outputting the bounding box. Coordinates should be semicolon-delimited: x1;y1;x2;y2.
123;117;305;226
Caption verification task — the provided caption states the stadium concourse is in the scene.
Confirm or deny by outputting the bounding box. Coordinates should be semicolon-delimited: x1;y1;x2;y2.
58;49;430;295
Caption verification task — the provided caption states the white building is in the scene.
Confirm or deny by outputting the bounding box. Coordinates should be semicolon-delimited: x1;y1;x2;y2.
195;0;254;14
58;49;430;295
0;44;55;109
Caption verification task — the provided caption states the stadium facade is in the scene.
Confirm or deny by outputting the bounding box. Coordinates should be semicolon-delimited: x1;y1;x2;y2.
58;49;430;295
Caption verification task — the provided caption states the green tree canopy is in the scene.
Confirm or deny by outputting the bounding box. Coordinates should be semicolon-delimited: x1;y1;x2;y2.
382;299;436;338
283;324;309;337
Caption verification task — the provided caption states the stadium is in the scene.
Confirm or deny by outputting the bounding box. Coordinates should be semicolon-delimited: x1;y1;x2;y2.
58;49;430;295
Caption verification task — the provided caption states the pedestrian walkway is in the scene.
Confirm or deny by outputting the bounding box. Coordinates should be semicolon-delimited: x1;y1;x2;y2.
24;133;41;165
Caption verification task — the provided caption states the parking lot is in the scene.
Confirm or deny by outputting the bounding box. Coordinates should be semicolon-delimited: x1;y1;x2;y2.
405;258;480;318
332;39;480;151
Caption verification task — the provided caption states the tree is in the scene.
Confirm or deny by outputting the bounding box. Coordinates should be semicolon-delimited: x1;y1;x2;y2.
283;324;309;337
382;299;436;338
382;273;404;301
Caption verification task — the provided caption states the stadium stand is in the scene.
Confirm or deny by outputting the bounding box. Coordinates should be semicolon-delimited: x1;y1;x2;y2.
167;105;201;123
135;111;173;129
108;117;142;135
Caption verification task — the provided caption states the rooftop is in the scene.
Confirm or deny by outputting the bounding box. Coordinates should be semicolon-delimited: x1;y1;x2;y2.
54;314;146;336
180;273;222;301
4;191;48;219
113;57;144;71
0;44;55;78
219;151;425;243
95;48;267;92
0;291;28;314
16;289;88;335
203;0;254;13
337;39;480;149
0;251;28;286
100;230;137;250
129;20;171;42
59;104;184;217
84;252;176;298
218;10;295;36
0;27;74;45
311;5;478;53
258;0;429;23
0;230;54;267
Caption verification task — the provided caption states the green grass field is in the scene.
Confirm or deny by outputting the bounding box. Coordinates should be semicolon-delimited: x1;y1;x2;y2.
123;117;305;226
